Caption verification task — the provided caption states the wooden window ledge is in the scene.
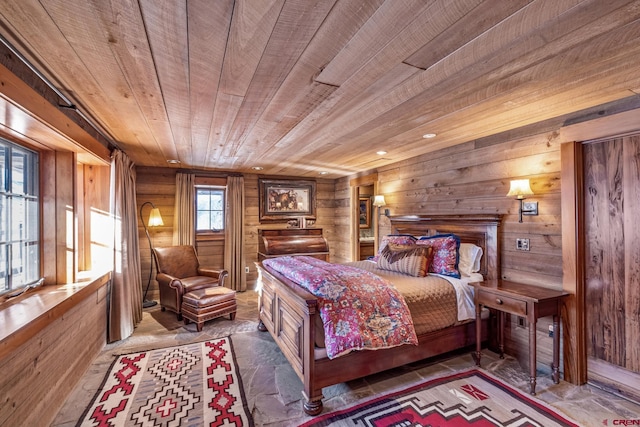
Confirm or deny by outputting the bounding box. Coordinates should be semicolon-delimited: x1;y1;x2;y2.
0;271;111;360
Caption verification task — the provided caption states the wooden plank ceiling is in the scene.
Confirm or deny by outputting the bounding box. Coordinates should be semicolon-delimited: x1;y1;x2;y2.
2;0;640;177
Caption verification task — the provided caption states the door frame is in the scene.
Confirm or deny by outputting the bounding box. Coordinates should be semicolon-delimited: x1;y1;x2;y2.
349;173;378;262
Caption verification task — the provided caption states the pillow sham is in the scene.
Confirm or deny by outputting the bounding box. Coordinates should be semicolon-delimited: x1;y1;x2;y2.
458;243;483;276
416;234;461;278
372;234;417;261
376;243;431;277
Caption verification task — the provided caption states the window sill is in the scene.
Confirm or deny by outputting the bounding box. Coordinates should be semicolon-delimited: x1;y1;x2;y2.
0;271;111;360
196;233;225;242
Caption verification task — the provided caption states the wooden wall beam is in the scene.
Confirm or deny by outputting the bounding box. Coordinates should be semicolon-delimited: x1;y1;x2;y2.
0;42;111;164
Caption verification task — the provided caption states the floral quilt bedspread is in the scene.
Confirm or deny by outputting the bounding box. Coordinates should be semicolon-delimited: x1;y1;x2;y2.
262;256;418;359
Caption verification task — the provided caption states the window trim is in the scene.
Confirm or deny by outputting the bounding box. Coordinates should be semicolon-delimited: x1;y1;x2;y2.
0;138;40;295
195;185;226;237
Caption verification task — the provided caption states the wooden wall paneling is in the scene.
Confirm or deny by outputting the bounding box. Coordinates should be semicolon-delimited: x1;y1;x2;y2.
136;167;176;299
77;164;86;271
55;151;76;283
136;169;339;289
0;280;108;427
623;136;640;372
337;126;566;373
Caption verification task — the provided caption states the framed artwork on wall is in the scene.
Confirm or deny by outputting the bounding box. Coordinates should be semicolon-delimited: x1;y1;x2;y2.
359;196;371;229
258;178;317;222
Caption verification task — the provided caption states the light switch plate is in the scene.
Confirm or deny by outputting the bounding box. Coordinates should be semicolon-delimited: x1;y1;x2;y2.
516;238;530;251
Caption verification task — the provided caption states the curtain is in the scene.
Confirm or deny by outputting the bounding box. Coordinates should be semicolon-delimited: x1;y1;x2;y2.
224;176;246;291
109;150;142;342
173;172;195;246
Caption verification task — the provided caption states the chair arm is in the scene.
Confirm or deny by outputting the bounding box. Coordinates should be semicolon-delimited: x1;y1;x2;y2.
197;268;229;287
157;273;186;295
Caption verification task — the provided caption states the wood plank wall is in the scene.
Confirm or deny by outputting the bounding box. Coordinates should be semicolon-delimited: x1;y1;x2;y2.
0;282;108;427
335;130;564;371
137;130;561;371
135;168;337;294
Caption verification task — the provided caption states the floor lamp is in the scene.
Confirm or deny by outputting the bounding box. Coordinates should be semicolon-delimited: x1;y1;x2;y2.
140;201;164;308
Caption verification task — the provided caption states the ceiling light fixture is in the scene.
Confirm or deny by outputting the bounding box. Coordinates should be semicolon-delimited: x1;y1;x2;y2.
376;150;387;155
422;133;437;139
167;159;181;164
251;166;264;171
319;171;329;175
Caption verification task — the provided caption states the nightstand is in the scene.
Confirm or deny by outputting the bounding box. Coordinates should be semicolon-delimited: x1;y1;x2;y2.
473;279;568;395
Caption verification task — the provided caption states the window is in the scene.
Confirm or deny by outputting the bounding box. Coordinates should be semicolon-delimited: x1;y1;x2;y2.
196;186;225;233
0;139;39;294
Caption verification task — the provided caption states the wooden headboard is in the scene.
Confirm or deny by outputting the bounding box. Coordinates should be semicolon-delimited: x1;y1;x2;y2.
390;215;502;281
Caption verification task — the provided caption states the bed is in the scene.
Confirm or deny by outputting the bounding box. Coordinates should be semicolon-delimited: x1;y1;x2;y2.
256;214;501;415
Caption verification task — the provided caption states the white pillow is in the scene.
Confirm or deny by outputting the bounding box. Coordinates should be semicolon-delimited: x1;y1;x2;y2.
458;243;483;276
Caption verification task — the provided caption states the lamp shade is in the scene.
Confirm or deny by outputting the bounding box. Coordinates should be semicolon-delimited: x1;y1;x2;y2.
506;179;534;199
148;207;164;227
372;195;387;207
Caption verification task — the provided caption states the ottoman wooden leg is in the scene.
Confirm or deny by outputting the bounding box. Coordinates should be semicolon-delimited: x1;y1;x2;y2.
196;322;204;332
230;312;236;320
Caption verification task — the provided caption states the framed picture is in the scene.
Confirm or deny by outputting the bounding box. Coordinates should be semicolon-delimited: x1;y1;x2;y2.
359;196;371;229
259;178;317;222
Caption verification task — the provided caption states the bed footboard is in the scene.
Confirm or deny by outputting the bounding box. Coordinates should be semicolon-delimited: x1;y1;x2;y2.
256;263;325;414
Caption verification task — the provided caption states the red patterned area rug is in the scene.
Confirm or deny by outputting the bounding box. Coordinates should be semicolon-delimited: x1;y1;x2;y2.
78;337;253;427
301;369;579;427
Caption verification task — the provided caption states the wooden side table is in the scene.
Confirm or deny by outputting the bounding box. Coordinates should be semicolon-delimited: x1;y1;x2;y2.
473;279;568;395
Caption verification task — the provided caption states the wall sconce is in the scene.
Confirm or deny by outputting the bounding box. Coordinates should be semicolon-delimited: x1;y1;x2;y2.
506;179;538;223
139;201;164;308
373;194;390;216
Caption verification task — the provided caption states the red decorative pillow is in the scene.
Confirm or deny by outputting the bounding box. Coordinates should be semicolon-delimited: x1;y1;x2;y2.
416;234;461;278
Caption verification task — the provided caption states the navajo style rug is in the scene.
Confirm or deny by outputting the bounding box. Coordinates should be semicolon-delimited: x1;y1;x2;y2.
301;369;579;427
78;337;253;427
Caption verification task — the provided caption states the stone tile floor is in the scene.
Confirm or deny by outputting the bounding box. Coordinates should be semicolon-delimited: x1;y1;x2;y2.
54;290;640;426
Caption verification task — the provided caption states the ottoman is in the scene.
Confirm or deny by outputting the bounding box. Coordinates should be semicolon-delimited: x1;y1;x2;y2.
181;287;237;331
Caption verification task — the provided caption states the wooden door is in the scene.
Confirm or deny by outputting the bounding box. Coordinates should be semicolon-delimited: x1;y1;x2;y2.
583;135;640;400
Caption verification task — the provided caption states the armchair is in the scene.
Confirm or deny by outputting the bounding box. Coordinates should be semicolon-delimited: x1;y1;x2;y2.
153;245;229;320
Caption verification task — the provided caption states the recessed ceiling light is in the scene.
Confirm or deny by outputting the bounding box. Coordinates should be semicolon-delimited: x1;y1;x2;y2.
319;171;329;175
422;133;437;139
376;150;387;155
167;159;181;164
251;166;264;171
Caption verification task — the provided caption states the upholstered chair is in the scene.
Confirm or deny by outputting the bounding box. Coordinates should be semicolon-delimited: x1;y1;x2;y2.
153;245;229;320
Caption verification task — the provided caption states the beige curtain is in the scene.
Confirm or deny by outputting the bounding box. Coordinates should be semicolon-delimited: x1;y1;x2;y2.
109;150;142;342
224;176;246;291
173;172;195;246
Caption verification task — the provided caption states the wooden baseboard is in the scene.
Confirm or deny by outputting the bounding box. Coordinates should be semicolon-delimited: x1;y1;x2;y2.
588;357;640;404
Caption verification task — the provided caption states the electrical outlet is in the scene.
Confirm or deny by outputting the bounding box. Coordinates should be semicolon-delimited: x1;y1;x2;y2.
516;238;530;251
548;324;554;338
245;266;250;273
517;316;526;329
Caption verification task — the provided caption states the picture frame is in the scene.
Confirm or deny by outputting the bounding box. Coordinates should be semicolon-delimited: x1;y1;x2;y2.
259;178;317;222
359;196;371;229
